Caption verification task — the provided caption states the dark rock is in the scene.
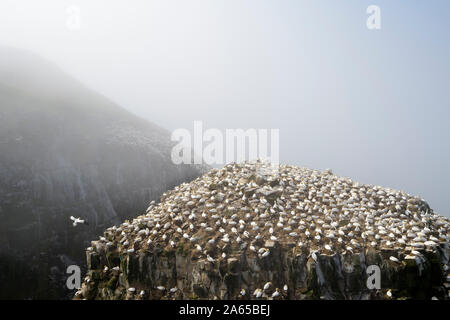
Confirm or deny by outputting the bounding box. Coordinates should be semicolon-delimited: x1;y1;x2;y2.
76;243;449;300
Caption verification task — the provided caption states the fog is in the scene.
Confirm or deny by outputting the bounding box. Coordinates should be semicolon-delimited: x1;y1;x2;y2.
0;0;449;216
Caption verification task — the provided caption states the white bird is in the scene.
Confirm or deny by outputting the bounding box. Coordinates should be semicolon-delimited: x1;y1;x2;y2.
70;216;87;227
386;289;392;298
389;256;400;263
429;235;439;242
271;290;280;298
240;288;246;296
263;282;271;291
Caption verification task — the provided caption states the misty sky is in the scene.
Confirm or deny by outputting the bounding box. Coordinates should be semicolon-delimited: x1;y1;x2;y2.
0;0;449;217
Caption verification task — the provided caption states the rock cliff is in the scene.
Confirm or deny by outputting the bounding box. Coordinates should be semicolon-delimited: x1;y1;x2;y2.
76;162;450;300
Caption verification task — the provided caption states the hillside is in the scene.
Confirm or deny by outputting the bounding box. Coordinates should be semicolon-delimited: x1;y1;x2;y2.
0;46;205;299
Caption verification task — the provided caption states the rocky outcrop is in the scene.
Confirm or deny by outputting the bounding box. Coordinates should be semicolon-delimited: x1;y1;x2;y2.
76;162;450;300
0;46;205;299
78;241;449;300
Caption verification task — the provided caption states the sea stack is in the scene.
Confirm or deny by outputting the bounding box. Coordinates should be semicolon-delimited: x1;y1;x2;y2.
76;161;450;300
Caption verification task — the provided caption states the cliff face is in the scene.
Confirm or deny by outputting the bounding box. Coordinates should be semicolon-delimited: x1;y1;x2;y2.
79;242;449;300
0;46;205;299
76;162;450;300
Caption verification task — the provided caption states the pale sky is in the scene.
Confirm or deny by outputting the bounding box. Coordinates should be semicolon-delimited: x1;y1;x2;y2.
0;0;449;216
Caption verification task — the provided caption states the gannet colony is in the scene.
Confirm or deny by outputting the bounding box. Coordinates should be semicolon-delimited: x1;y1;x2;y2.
75;161;450;300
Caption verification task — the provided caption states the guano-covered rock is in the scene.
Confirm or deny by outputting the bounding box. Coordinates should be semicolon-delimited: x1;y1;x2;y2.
76;161;450;300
